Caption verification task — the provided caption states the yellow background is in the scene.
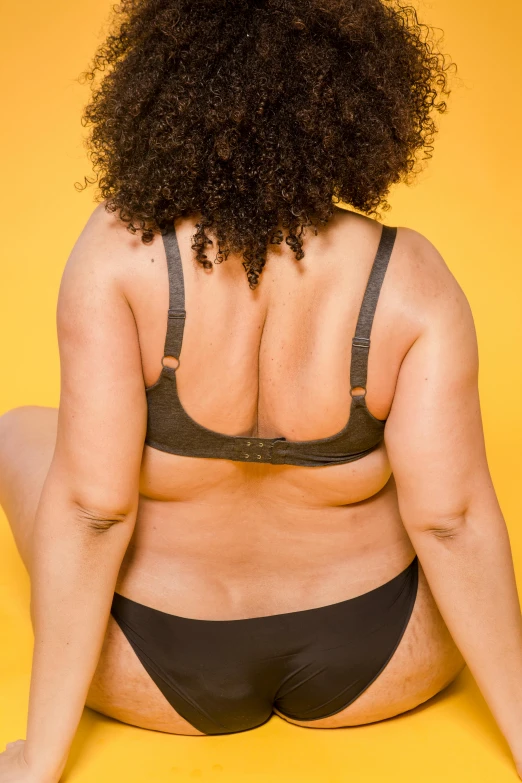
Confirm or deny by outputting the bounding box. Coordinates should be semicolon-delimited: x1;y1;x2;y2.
1;0;521;780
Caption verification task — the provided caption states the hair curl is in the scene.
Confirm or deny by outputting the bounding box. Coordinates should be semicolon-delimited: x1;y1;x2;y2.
77;0;454;289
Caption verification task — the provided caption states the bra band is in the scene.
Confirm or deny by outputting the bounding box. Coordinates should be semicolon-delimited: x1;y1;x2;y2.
161;223;397;389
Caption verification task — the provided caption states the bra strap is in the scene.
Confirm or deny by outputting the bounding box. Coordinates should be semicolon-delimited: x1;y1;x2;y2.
350;224;397;392
162;226;186;362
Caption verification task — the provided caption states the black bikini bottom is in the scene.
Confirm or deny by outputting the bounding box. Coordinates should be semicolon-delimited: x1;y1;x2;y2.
110;555;419;735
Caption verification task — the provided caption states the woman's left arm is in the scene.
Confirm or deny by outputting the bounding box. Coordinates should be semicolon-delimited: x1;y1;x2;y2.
21;208;147;782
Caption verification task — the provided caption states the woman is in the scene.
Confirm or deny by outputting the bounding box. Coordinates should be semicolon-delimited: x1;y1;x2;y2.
1;1;521;781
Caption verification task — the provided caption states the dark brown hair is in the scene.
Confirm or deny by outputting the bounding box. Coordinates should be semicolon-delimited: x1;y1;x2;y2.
77;0;454;288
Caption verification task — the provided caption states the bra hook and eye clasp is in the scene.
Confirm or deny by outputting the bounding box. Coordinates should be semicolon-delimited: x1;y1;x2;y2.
243;441;266;460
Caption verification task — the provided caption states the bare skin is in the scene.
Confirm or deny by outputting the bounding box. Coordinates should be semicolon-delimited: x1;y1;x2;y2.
0;203;521;781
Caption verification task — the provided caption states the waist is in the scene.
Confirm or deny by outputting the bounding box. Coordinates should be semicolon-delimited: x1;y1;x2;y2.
115;489;414;620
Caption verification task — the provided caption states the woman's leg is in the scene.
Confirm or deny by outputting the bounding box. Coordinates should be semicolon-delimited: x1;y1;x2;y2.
0;406;203;735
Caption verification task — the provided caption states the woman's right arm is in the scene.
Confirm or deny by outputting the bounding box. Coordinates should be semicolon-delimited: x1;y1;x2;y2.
384;229;522;773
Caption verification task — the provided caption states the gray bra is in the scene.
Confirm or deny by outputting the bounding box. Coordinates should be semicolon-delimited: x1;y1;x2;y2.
145;222;397;467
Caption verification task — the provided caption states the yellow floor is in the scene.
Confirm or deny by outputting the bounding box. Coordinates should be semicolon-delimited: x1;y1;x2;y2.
0;512;517;782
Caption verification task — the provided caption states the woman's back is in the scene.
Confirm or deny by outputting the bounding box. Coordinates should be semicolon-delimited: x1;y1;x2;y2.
70;200;455;621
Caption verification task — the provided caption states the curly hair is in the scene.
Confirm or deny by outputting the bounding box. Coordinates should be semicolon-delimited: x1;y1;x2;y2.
77;0;454;289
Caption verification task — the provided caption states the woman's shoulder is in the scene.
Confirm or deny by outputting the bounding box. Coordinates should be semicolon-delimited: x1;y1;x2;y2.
68;202;156;274
331;210;475;365
384;220;472;334
61;203;167;310
334;207;465;298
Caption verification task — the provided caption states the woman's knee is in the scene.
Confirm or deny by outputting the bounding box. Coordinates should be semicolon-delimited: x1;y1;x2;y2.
0;406;57;493
0;405;56;449
0;406;33;448
0;406;58;573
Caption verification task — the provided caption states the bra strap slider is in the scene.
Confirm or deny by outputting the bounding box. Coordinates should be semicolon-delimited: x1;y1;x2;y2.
352;336;371;349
